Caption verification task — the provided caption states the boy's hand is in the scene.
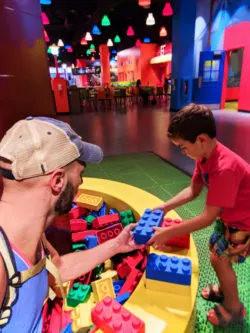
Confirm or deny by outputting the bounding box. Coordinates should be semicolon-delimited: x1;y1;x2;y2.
152;203;168;214
147;227;169;251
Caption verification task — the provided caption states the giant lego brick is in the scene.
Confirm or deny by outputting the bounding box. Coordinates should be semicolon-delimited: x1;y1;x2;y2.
146;253;192;286
97;223;123;244
71;301;93;332
119;210;136;228
91;296;145;333
69;206;88;220
133;209;164;244
77;193;103;211
92;214;120;229
162;218;190;249
91;277;116;303
66;283;91;307
70;219;87;233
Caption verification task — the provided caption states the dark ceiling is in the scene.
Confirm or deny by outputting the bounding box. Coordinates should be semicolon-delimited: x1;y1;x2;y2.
42;0;172;64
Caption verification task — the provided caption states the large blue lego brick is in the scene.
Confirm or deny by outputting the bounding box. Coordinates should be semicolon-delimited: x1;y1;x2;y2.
133;209;164;244
98;203;107;216
115;291;131;304
146;253;192;285
85;235;98;249
113;280;125;295
109;208;119;215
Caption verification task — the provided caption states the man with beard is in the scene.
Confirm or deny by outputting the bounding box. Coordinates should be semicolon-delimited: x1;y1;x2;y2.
0;117;142;333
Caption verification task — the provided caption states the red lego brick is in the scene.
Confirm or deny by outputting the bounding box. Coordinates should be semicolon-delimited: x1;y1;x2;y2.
92;214;120;229
162;218;190;249
91;296;145;333
72;230;97;243
97;223;123;244
117;261;132;279
117;269;143;296
117;251;144;279
54;214;70;229
75;270;92;285
70;219;87;233
69;206;88;220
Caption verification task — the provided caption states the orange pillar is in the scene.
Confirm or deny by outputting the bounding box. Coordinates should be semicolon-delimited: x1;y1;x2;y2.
99;45;110;87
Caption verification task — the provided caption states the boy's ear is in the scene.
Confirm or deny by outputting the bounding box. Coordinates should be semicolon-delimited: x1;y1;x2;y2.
197;134;207;143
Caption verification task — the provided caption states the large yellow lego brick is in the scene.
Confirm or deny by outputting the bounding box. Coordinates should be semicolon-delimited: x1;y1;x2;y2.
91;277;116;303
76;193;103;211
99;269;118;281
104;259;114;271
71;300;93;332
145;278;191;297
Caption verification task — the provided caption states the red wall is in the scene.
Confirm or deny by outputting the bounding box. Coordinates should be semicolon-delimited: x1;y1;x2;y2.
117;47;141;82
0;0;55;138
221;22;250;112
140;44;160;86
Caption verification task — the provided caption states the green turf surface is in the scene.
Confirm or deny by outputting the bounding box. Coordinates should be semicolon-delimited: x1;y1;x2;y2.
84;152;250;333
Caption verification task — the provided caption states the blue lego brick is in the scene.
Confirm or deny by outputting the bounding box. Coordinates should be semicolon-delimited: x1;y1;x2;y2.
98;203;107;216
113;280;125;295
109;208;119;215
71;203;77;208
133;209;164;244
85;235;98;249
146;253;192;286
115;291;131;304
91;211;98;217
61;323;73;333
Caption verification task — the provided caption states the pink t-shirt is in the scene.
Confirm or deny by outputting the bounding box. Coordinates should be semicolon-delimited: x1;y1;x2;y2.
192;142;250;231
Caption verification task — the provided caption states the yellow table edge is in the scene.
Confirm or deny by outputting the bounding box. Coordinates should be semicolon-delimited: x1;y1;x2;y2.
77;177;199;333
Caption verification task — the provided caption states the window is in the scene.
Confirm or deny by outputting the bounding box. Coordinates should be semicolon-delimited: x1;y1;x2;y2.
203;60;220;82
227;48;243;88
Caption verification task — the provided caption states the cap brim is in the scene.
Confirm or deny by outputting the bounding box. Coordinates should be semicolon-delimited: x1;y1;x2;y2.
78;141;104;164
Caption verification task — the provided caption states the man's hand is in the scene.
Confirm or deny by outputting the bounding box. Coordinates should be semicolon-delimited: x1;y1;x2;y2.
114;224;144;253
147;227;169;251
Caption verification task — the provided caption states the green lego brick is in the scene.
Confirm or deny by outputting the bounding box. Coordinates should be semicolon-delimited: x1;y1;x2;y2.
119;210;136;227
72;243;87;251
66;283;91;307
93;264;105;278
84;215;96;227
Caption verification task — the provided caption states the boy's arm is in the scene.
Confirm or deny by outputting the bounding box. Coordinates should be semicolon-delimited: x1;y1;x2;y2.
154;181;204;213
148;205;220;248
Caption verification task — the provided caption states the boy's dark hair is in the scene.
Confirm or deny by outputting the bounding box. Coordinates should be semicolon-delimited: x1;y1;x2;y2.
168;104;216;143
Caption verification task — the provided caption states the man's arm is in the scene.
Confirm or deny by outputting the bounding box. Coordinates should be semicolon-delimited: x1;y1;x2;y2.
148;205;221;248
46;224;142;283
155;181;204;213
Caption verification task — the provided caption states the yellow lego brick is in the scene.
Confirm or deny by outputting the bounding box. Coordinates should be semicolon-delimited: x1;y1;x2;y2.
76;193;103;211
71;301;93;332
91;277;116;303
104;259;114;271
99;269;118;281
53;281;71;299
145;278;191;297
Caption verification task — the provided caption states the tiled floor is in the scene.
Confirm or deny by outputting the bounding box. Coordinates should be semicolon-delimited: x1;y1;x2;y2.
84;152;250;333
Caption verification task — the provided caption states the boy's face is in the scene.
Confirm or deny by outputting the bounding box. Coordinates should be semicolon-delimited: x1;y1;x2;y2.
171;136;204;160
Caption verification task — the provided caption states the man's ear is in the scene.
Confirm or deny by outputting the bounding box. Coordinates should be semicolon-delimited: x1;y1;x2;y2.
49;169;66;195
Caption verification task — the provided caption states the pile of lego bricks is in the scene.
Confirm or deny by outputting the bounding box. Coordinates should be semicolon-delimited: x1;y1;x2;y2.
52;193;191;333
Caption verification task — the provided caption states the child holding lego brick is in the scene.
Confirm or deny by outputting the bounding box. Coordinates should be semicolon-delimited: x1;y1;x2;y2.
148;104;250;328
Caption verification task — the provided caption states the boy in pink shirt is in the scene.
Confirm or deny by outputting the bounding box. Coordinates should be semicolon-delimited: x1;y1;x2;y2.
148;104;250;328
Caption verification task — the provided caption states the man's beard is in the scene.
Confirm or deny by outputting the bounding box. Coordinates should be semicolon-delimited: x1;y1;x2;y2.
55;182;75;215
